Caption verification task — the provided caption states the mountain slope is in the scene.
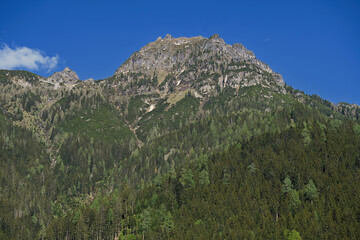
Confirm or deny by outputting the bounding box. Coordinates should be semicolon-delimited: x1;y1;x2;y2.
0;34;359;239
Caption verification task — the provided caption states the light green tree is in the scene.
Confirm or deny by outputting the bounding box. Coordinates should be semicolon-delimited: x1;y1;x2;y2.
247;163;256;174
354;124;360;138
284;229;302;240
304;180;318;202
180;168;195;188
289;190;301;209
139;209;152;239
302;125;311;146
281;176;293;194
199;170;210;185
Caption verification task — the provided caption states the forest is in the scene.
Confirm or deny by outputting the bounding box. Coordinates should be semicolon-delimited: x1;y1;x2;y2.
40;112;360;239
0;63;359;240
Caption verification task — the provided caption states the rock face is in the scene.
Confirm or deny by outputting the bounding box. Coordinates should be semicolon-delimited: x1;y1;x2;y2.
114;34;284;96
47;67;79;84
335;102;360;119
42;67;80;89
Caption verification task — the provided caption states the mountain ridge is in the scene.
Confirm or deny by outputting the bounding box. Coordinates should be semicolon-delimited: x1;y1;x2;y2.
1;34;358;123
2;34;357;108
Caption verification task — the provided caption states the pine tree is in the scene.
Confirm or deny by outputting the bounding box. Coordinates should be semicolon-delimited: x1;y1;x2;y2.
304;180;318;202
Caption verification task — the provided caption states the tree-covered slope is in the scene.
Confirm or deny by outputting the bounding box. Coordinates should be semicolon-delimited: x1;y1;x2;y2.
40;116;360;239
0;34;359;239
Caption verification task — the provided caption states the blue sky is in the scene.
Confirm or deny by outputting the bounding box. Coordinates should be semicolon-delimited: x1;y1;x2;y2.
0;0;359;104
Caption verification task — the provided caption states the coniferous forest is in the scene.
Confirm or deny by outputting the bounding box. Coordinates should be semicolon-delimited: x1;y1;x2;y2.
0;35;360;239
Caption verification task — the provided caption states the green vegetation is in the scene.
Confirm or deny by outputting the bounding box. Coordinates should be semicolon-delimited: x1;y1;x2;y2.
0;70;41;84
126;96;149;122
61;105;134;142
0;63;360;239
137;93;200;141
37;118;360;239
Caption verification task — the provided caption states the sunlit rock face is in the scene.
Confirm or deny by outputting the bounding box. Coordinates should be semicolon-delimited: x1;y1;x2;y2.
114;34;284;96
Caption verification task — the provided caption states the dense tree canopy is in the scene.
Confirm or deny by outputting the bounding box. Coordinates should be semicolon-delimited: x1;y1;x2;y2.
0;70;359;239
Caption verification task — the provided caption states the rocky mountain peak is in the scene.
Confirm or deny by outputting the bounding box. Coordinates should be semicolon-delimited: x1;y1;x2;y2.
209;33;220;39
40;67;80;89
164;33;174;40
113;34;285;96
63;67;72;72
209;33;225;44
48;67;79;83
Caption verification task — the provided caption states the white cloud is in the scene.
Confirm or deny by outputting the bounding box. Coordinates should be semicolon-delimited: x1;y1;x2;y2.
0;44;59;72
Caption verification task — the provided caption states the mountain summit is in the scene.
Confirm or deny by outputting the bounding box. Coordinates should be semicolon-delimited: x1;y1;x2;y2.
51;67;79;82
114;34;284;96
46;67;79;87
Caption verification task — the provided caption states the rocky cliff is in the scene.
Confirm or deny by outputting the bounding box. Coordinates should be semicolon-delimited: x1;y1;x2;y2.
41;67;80;89
113;34;284;96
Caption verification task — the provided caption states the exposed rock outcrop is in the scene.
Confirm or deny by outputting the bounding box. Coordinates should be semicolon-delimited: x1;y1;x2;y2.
114;34;284;96
41;67;80;89
47;67;79;83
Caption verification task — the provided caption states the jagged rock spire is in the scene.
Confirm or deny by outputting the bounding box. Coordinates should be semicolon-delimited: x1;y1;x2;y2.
47;66;79;84
164;34;174;40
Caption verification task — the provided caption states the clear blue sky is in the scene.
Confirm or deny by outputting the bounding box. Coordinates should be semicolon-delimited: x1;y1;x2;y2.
1;0;359;104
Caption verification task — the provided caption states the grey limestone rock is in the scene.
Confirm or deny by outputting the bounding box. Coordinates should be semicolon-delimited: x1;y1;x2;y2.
47;67;79;84
164;34;174;40
114;34;285;96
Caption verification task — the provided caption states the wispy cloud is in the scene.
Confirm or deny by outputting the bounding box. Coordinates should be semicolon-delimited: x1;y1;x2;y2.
263;38;271;42
0;44;59;72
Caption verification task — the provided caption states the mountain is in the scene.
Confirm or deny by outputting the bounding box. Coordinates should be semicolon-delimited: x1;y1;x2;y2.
114;34;284;94
0;34;359;239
